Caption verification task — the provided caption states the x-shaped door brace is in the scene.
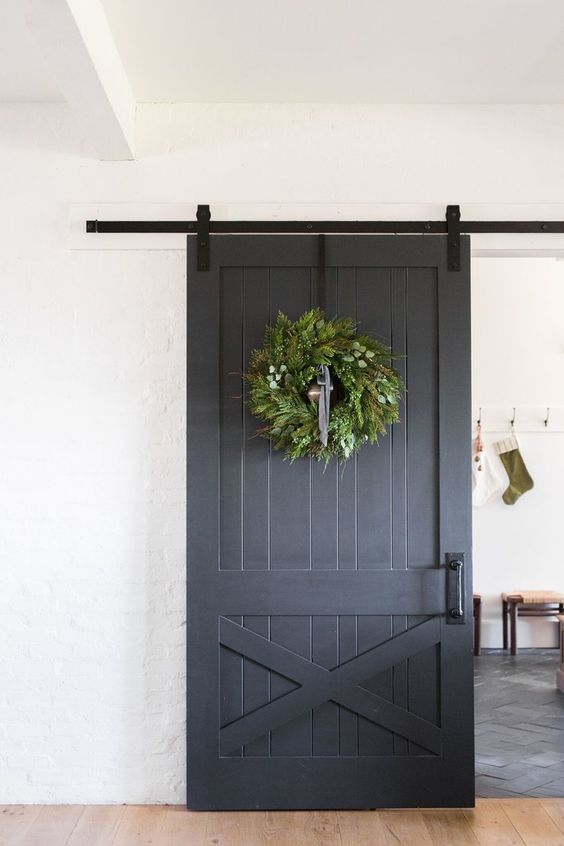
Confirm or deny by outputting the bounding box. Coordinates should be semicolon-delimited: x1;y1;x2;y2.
219;616;442;756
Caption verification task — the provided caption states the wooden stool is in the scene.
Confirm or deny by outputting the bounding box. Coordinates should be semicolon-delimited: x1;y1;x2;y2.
473;594;482;656
502;591;564;655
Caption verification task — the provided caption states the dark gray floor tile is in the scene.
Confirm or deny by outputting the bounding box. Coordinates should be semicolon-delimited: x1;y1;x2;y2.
522;750;564;767
474;648;564;798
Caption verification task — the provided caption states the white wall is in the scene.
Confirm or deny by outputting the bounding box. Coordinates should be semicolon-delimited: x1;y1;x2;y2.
2;102;564;803
472;257;564;648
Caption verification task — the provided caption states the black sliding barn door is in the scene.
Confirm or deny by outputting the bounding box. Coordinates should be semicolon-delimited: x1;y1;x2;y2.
186;235;473;810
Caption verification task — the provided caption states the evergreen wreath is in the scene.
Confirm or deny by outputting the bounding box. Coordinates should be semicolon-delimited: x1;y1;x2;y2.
245;309;404;462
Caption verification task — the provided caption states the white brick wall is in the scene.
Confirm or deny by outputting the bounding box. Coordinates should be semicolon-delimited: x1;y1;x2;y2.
0;109;187;801
2;102;564;803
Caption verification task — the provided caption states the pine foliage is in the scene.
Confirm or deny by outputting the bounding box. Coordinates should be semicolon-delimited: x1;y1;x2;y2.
245;309;404;462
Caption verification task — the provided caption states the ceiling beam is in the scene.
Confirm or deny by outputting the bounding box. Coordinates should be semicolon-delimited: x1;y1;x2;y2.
22;0;135;160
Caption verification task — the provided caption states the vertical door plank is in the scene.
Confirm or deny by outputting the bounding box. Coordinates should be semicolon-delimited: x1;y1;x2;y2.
357;614;394;754
220;617;244;758
335;268;358;573
310;265;338;573
187;235;223;802
355;268;393;572
406;267;439;571
312;615;339;756
242;267;271;573
242;268;275;757
334;267;359;757
268;266;312;571
338;613;358;756
219;267;244;572
501;800;564;846
269;616;311;756
464;801;526;845
337;270;360;752
310;266;340;756
19;806;84;846
243;614;271;757
66;806;125;846
406;267;441;754
389;268;409;755
422;810;480;845
355;268;394;757
218;268;245;758
436;238;474;803
113;806;166;846
268;267;312;757
0;805;42;846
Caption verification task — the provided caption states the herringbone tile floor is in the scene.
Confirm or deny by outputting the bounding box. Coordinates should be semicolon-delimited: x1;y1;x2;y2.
475;648;564;797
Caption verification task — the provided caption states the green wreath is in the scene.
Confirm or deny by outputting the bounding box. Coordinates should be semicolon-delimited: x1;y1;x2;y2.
245;308;404;462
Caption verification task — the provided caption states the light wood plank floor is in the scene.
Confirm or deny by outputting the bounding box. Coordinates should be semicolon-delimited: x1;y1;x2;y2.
3;799;564;846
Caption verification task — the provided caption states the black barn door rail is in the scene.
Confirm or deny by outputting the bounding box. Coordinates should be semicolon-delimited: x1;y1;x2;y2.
86;203;564;272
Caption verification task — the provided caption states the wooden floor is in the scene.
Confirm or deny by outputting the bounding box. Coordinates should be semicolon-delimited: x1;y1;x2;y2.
3;800;564;846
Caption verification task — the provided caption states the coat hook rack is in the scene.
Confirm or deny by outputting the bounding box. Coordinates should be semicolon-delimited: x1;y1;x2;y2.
472;406;564;433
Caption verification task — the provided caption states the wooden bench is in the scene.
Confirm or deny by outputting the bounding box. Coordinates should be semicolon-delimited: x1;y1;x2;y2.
502;591;564;656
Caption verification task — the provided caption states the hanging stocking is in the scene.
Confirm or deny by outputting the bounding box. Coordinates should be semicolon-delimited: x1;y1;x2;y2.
472;423;505;507
494;434;534;505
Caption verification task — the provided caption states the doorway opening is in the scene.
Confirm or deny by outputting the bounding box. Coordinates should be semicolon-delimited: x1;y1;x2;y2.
472;256;564;799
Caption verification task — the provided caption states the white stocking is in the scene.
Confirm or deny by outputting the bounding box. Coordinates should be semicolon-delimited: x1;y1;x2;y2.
472;425;506;507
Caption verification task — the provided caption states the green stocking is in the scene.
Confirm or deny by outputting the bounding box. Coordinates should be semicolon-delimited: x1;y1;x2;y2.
495;436;534;505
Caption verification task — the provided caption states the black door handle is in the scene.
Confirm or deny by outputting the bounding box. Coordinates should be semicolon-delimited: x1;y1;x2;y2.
446;552;465;625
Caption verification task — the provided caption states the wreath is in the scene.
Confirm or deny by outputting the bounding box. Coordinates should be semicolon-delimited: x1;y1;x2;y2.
245;308;404;462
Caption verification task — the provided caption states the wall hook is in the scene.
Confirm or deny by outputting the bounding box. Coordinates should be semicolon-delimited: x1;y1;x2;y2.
544;407;550;428
510;407;516;428
477;407;482;426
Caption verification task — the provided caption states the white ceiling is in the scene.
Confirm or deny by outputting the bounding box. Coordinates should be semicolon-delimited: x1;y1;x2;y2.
101;0;564;104
3;0;564;105
0;2;62;102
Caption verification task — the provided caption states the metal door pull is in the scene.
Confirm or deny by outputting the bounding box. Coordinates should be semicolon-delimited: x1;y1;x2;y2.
446;553;466;625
